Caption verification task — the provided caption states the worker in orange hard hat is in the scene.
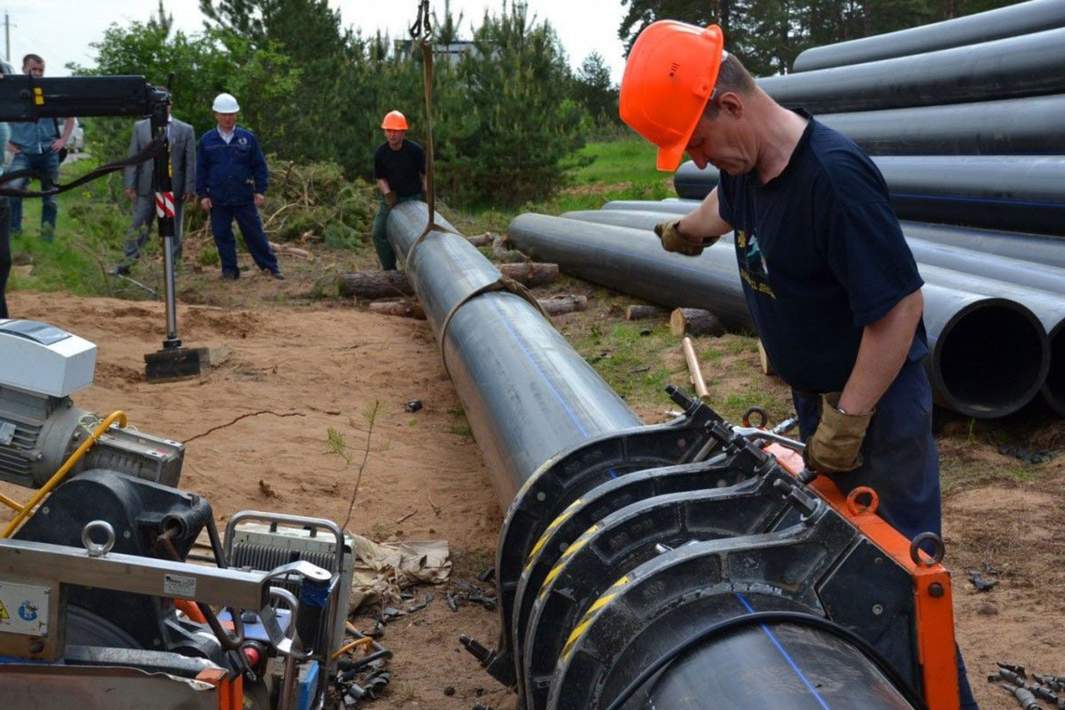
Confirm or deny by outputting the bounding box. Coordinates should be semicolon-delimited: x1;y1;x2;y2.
371;110;426;270
620;21;976;708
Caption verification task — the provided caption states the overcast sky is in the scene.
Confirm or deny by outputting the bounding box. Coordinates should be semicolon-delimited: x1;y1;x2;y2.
3;1;630;81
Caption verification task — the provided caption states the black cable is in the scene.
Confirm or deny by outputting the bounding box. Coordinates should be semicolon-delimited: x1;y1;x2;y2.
0;136;165;197
603;610;928;710
206;515;228;569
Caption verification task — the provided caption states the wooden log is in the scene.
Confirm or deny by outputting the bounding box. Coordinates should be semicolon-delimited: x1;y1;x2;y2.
338;270;414;299
269;241;314;259
368;300;426;319
757;340;775;376
493;235;527;263
538;295;588;316
625;305;667;321
498;262;559;288
467;232;494;247
670;308;725;337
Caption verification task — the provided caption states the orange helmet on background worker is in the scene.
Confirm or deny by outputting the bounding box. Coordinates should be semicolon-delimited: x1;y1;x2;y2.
381;110;409;131
619;22;725;172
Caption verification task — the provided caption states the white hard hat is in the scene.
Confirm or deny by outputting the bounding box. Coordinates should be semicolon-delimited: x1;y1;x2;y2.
212;93;240;113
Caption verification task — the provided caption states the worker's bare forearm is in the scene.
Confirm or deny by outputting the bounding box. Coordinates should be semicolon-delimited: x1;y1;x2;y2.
376;179;391;195
839;289;924;415
678;186;732;239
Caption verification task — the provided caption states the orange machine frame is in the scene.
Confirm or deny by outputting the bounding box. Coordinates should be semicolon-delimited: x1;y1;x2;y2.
766;444;960;710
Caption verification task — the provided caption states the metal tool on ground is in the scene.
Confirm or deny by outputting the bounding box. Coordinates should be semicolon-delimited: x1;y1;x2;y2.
0;74;206;381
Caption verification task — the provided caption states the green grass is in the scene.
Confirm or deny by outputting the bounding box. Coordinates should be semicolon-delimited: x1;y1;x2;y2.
940;456;1056;497
452;137;672;234
8;159;143;298
565;138;664;187
571;321;678;403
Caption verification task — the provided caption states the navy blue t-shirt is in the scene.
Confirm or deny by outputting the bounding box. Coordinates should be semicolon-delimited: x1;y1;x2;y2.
717;113;927;393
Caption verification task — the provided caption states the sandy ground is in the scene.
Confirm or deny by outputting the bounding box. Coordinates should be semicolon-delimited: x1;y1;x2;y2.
3;288;1063;709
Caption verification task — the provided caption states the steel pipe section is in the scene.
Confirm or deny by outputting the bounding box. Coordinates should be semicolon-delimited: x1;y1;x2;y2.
508;213;1048;418
766;28;1065;114
793;0;1065;72
675;157;1065;236
385;202;641;508
818;94;1065;156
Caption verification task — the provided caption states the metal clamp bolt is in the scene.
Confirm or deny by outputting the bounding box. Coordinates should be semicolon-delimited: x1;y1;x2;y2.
81;520;116;558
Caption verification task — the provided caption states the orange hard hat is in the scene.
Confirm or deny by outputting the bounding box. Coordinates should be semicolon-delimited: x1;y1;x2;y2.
619;22;725;172
381;110;409;130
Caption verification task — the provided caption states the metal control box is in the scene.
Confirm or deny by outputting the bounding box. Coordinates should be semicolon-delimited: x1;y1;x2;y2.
0;320;96;398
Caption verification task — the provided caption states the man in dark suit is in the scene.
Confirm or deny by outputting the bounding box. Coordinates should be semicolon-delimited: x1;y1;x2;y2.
113;107;196;274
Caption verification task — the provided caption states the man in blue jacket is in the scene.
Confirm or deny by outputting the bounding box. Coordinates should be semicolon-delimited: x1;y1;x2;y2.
196;93;282;280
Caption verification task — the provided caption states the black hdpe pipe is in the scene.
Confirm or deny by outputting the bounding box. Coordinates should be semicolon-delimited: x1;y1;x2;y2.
631;618;913;710
568;208;1063;414
793;0;1065;72
508;213;752;331
509;213;1047;419
674;157;1065;236
763;28;1065;114
904;221;1065;271
918;264;1062;416
577;206;1065;299
385;202;641;507
388;205;932;708
819;94;1065;156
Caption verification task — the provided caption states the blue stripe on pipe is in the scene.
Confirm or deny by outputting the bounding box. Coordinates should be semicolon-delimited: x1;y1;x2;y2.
891;192;1065;209
489;296;591;439
735;592;831;710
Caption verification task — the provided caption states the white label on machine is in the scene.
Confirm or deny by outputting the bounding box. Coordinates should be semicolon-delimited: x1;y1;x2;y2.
163;573;197;598
0;581;50;636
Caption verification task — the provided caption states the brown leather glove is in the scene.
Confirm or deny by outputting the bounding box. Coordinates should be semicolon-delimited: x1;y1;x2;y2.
384;191;398;208
803;393;874;474
654;220;719;257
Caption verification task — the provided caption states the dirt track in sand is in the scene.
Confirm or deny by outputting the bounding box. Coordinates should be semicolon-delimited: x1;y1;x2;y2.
3;290;1063;709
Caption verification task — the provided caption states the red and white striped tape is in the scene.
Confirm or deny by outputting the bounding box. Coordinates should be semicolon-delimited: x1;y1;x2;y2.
155;192;176;219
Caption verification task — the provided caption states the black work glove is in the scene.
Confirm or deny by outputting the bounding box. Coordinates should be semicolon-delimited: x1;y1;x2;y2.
384;191;398;208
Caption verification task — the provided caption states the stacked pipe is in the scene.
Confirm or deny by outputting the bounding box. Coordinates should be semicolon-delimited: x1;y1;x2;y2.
576;203;1065;417
753;0;1065;238
386;202;951;709
508;212;1056;418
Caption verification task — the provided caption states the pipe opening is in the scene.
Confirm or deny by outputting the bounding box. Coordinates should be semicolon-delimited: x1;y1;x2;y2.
939;304;1045;413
